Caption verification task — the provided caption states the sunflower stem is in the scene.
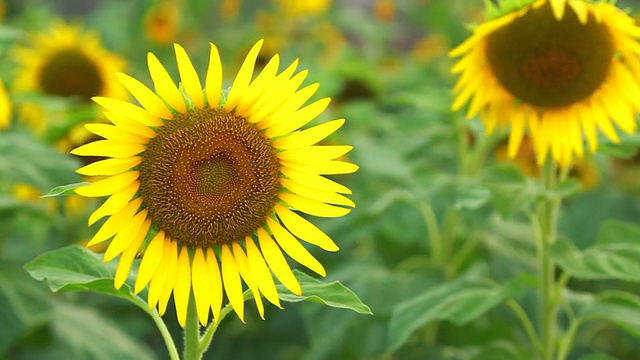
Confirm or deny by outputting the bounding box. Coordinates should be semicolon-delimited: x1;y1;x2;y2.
131;296;180;360
537;159;561;360
184;297;201;360
196;302;234;357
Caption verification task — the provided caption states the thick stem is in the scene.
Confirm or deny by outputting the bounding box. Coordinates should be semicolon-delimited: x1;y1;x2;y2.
183;297;201;360
538;160;561;360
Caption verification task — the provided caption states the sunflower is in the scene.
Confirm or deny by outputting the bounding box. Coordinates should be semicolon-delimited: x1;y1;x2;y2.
274;0;331;17
144;0;180;45
0;80;11;130
13;21;127;146
71;40;357;327
450;0;640;166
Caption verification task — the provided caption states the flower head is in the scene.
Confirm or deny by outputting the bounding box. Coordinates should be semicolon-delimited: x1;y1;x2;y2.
450;0;640;166
72;40;357;327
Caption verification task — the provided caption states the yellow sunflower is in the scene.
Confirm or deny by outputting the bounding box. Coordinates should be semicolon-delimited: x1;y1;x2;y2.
450;0;640;166
274;0;331;17
71;40;357;327
13;21;127;144
144;0;180;45
0;80;11;130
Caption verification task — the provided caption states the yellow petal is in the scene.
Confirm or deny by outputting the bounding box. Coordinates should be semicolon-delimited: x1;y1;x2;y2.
507;109;526;159
191;247;211;326
257;227;301;295
148;237;173;308
568;0;588;24
226;40;263;111
279;193;351;218
158;239;179;316
174;246;192;328
206;247;223;322
85;124;148;143
281;178;355;207
272;119;345;150
245;236;281;308
71;140;146;158
274;203;338;251
235;55;280;117
232;242;265;319
265;98;331;139
75;171;139;197
93;97;165;127
280;167;351;194
87;198;143;246
114;219;151;289
245;59;301;124
147;52;187;113
135;230;166;294
76;157;142;176
104;111;158;139
174;44;205;109
266;218;326;276
281;160;359;175
221;244;244;322
104;209;149;262
550;0;567;21
277;145;352;164
116;72;174;120
205;43;223;108
88;182;139;225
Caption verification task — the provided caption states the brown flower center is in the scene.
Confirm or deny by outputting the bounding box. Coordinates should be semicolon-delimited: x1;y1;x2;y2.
485;2;613;108
139;107;282;247
38;49;103;101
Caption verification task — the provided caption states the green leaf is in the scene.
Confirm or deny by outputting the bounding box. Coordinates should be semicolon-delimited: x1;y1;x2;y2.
0;262;52;354
454;183;491;210
24;245;135;301
551;221;640;282
276;270;372;315
584;291;640;338
483;165;537;217
41;182;90;198
388;270;527;351
52;301;155;360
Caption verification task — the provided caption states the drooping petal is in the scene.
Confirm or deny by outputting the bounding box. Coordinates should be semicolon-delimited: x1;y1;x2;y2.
104;210;149;262
221;244;244;322
245;236;281;308
205;247;223;322
87;198;143;246
232;242;265;319
257;227;301;295
135;230;166;294
274;203;338;251
88;182;139;225
173;246;192;327
266;218;326;276
158;239;179;315
114;219;151;289
191;247;211;326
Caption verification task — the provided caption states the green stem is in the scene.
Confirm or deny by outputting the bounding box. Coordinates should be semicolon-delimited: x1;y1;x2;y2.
184;297;201;360
537;159;561;360
556;299;580;360
446;234;480;279
196;303;234;357
419;201;443;265
131;296;180;360
505;298;542;352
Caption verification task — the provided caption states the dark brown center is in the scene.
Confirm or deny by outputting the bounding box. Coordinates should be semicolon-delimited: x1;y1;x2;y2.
38;49;103;101
485;2;613;108
139;107;282;247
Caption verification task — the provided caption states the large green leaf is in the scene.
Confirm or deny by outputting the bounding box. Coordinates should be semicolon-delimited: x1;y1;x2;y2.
551;221;640;282
584;291;640;339
276;270;372;315
52;301;155;360
388;269;528;351
24;245;135;301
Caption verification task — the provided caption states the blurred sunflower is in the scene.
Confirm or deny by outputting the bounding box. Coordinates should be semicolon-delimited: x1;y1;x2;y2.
144;0;180;45
450;0;640;166
72;40;357;327
0;80;11;130
274;0;331;17
13;21;127;148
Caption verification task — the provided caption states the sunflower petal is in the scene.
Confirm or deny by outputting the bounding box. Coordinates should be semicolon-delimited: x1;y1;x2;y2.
158;239;179;316
206;247;223;322
279;193;351;217
76;157;142;176
232;242;265;319
274;203;338;251
272;119;346;150
280;167;351;194
257;227;301;295
245;236;281;308
114;219;151;289
71;140;146;159
104;210;149;262
75;171;139;197
226;40;263;111
88;198;142;246
221;244;244;322
266;218;326;276
116;72;174;120
93;97;165;127
265;97;331;139
88;182;139;225
174;246;192;327
281;178;355;207
174;43;205;109
135;230;165;294
85;124;148;143
205;43;223;107
147;52;187;113
191;247;211;326
148;238;172;308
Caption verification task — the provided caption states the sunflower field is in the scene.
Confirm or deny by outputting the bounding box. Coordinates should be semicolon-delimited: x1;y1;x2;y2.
4;0;640;359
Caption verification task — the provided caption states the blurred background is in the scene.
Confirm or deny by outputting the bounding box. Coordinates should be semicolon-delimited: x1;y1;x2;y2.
3;0;640;359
